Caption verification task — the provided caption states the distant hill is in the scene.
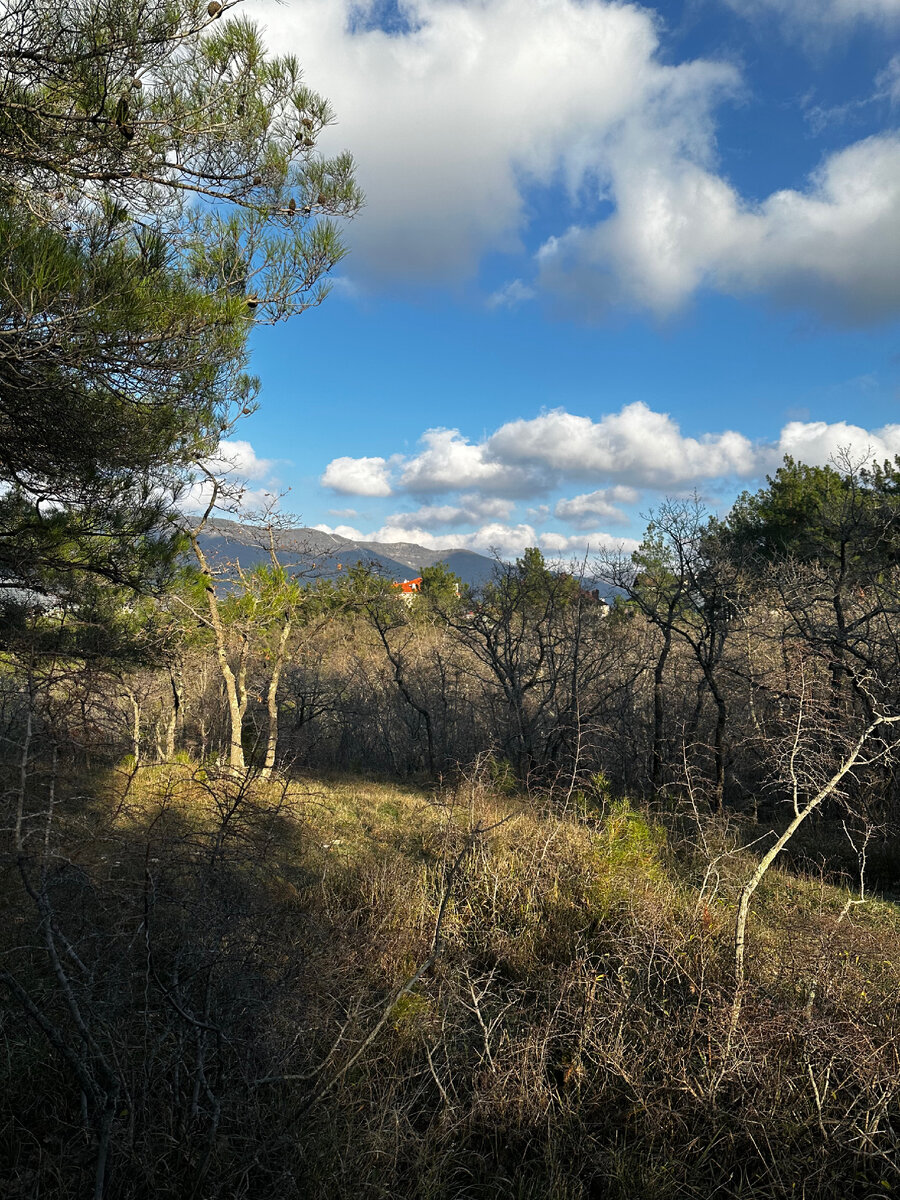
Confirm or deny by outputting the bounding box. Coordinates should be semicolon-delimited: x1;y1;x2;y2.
195;519;622;598
196;518;499;589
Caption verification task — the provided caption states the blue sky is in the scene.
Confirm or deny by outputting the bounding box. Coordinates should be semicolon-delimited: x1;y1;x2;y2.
217;0;900;558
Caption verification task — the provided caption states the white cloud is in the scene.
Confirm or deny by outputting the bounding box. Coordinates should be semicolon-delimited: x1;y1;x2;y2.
312;522;365;540
321;455;393;496
325;405;757;501
489;404;757;486
539;134;900;323
316;410;900;556
399;522;636;558
555;486;638;528
455;523;639;558
386;495;514;529
398;428;546;496
183;480;279;516
366;523;470;550
312;516;638;559
538;530;641;556
248;0;735;283
723;0;900;36
246;0;900;322
319;407;900;521
205;439;274;481
724;136;900;322
487;279;537;310
776;419;900;465
388;406;756;500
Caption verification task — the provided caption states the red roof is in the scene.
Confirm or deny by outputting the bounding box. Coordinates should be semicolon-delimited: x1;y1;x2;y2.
394;577;423;593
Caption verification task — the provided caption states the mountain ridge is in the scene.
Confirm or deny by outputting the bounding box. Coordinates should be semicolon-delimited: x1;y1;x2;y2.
196;517;499;587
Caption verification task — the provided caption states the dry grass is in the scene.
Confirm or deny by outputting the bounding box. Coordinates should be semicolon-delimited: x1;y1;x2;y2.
2;762;900;1198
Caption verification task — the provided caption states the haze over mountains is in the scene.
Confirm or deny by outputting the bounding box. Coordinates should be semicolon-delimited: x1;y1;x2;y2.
197;518;500;587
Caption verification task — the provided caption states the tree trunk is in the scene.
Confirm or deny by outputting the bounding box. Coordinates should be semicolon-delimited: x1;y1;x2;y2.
189;531;246;770
165;659;184;759
261;619;291;780
122;685;141;765
712;691;727;814
652;627;672;793
728;711;900;1041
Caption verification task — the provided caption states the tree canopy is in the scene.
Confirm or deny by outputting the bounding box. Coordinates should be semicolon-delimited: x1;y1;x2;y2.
717;455;900;580
0;0;361;623
420;562;464;610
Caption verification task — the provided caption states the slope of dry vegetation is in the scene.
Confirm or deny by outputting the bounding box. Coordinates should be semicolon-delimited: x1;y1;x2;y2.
3;760;900;1199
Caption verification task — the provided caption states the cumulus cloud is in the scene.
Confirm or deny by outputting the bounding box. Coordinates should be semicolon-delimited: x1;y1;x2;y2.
205;439;274;481
776;419;900;465
322;455;393;496
488;404;757;487
386;496;514;529
398;428;546;496
539;134;900;323
538;530;641;557
323;403;759;504
317;409;900;555
453;524;640;558
246;0;900;322
312;522;366;540
726;137;900;321
314;411;900;559
247;0;736;288
554;486;638;528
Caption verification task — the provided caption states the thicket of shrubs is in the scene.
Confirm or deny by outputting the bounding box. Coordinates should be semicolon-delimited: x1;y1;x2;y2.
3;760;900;1198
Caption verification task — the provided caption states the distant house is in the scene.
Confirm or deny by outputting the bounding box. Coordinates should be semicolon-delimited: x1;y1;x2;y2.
594;593;611;615
392;575;462;603
393;577;423;603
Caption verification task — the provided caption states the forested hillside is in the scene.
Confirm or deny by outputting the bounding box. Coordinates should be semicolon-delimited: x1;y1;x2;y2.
196;516;501;587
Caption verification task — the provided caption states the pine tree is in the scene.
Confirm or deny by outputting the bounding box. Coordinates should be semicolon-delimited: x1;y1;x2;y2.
0;0;361;622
